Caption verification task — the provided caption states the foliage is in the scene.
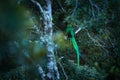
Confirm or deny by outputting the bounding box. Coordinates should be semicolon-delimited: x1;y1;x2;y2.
59;60;106;80
0;0;120;80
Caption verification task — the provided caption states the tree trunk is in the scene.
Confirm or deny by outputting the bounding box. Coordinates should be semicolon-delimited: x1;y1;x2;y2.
44;0;60;80
31;0;60;80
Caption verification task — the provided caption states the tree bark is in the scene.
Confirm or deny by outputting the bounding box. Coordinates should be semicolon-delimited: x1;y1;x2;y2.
44;0;60;80
31;0;60;80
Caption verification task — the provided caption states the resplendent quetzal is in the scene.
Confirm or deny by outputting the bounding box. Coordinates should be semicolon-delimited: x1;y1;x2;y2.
66;25;81;67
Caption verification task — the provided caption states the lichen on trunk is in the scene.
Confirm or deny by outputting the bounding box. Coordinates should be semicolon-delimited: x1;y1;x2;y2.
31;0;60;79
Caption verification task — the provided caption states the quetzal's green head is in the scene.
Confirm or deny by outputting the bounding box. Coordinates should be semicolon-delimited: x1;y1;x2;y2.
66;25;74;38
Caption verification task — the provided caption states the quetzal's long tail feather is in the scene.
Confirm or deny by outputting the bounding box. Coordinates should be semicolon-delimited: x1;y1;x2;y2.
66;26;80;67
71;37;80;67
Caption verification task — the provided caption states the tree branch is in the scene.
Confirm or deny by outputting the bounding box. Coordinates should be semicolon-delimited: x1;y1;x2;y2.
86;30;104;48
57;0;66;12
75;27;82;34
89;0;95;18
89;0;100;18
72;0;78;16
31;0;43;13
86;30;109;54
58;57;68;80
38;65;46;80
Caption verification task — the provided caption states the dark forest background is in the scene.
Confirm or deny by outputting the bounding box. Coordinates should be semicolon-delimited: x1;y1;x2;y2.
0;0;120;80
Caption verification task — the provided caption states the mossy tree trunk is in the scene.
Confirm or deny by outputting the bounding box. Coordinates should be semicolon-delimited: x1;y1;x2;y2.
31;0;60;80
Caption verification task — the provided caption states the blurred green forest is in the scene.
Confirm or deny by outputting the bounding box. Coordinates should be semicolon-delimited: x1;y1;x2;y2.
0;0;120;80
